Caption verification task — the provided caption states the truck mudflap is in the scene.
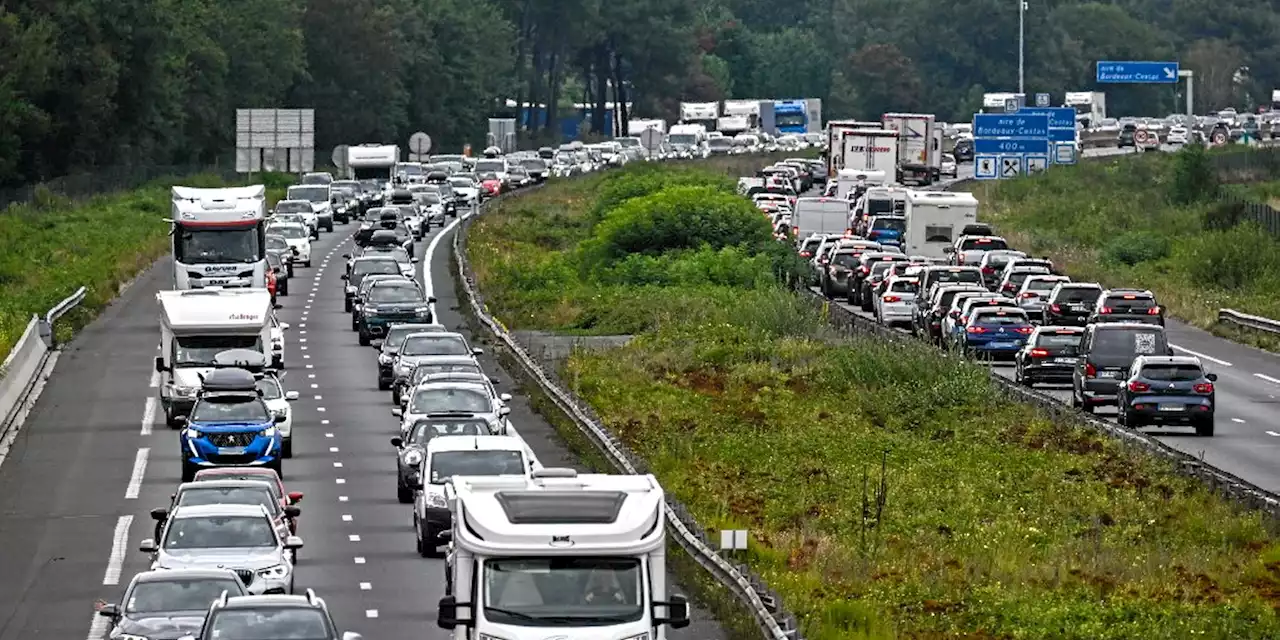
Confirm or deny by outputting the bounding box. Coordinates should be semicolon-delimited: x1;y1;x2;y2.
897;164;933;186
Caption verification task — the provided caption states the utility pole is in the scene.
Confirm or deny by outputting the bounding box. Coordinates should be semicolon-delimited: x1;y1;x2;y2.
1018;0;1027;95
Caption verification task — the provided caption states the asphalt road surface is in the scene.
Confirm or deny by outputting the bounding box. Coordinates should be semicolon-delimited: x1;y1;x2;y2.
0;198;726;639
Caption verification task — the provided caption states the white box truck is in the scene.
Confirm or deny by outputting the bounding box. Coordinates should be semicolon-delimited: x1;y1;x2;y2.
1064;91;1107;128
882;113;938;185
825;120;881;176
838;128;899;174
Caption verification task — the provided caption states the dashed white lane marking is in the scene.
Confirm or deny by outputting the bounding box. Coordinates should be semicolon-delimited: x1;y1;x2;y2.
86;613;109;640
339;496;349;502
102;515;133;585
322;419;330;425
316;406;325;412
349;534;361;542
314;394;322;400
299;323;306;328
325;432;334;438
329;446;339;453
333;462;343;468
149;371;160;387
311;383;319;389
303;354;311;359
1268;431;1280;437
1233;418;1246;424
299;338;307;343
336;478;346;484
304;305;312;310
308;374;316;379
124;448;149;499
1255;373;1280;385
365;610;378;618
1171;344;1232;367
299;331;307;335
342;514;353;522
300;346;307;351
354;556;365;564
360;582;372;590
140;397;156;436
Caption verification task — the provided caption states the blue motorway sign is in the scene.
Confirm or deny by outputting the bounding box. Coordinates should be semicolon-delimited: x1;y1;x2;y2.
1050;128;1076;143
972;113;1049;139
1096;61;1179;84
974;138;1049;155
1017;107;1076;130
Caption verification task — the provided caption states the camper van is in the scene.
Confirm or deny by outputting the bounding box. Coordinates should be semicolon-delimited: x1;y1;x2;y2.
902;191;979;259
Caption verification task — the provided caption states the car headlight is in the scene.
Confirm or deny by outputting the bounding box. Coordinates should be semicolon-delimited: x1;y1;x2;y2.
183;428;200;439
257;564;289;578
378;353;393;365
402;450;423;466
414;306;431;314
173;385;197;397
260;426;277;438
116;634;151;640
425;491;447;508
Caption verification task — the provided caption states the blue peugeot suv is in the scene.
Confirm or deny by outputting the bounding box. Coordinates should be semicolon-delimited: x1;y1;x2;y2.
180;356;285;482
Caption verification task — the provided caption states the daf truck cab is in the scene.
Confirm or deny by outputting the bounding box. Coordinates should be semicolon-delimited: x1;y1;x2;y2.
170;186;268;290
437;469;691;640
903;191;979;259
156;289;277;428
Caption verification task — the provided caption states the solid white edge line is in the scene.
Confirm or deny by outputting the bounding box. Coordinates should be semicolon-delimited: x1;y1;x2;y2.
124;448;149;499
421;208;473;313
140;397;156;436
1255;373;1280;385
148;371;160;387
1170;344;1232;367
102;515;134;585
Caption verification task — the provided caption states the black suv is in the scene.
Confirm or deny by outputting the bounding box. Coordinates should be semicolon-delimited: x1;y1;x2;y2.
1044;282;1104;326
196;591;360;640
1072;322;1174;413
1087;288;1164;326
1014;326;1084;386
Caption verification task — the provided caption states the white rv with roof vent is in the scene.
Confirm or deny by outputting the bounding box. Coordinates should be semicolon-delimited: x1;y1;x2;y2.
170;185;268;290
437;469;691;640
346;143;399;182
155;288;275;427
902;191;979;259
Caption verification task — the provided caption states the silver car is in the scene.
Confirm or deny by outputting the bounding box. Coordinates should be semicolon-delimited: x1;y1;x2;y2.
390;332;484;404
1015;275;1072;322
393;381;511;439
400;371;510;410
139;503;302;595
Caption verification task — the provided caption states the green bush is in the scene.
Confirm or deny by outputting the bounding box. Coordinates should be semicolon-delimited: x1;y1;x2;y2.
1172;223;1280;290
1101;231;1170;266
1170;142;1220;205
585;185;774;262
589;163;735;222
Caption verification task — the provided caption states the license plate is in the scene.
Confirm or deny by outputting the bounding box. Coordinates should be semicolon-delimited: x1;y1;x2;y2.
1054;357;1077;364
1158;403;1183;412
1069;305;1086;311
218;447;247;455
988;342;1015;349
1097;370;1118;378
205;279;230;286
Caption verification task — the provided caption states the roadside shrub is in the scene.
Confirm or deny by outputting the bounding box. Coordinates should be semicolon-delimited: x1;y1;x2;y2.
1170;142;1220;205
586;185;773;262
1101;231;1170;266
597;245;778;288
589;164;734;222
1172;222;1280;289
1203;199;1249;231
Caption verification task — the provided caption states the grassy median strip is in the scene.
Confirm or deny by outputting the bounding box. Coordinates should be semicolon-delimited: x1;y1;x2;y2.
0;173;290;359
956;147;1280;340
470;160;1280;639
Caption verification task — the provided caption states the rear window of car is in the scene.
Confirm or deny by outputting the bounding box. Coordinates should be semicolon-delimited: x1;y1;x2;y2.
972;310;1028;324
1092;328;1168;356
1027;278;1067;291
1140;363;1204;381
889;279;918;293
1036;331;1083;349
1053;286;1102;303
1104;294;1156;310
933;269;982;286
960;237;1008;251
831;253;858;268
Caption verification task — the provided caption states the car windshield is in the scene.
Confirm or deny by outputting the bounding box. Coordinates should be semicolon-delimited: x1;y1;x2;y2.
254;378;283;400
1008;272;1042;287
383;326;437;351
521;159;547;170
126;578;244;613
352;260;400;278
368;284;422;303
175;226;262;265
174;336;263;367
1055;286;1102;303
985;253;1022;268
476;160;505;173
1094;329;1167;356
960;238;1009;251
266;236;289;252
972;311;1028;325
871;217;905;232
207;608;332;640
1141;364;1204;381
271;225;306;240
449;178;473;188
428;450;526;483
191;397;270;423
193;473;282;500
177;487;278;514
364;247;410;263
1036;332;1083;350
275;201;311;214
410;388;491;414
934;269;982;285
483;557;643;624
412;362;482;383
286;186;327;203
418;193;442;204
401;335;469;356
163;516;277;549
408;419;489;445
398;164;423;176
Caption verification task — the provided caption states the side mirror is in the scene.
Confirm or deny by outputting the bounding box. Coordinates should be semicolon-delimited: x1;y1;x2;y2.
428;296;437;303
274;303;284;310
150;508;168;522
490;377;500;384
342;253;351;258
412;257;420;263
654;594;691;628
274;414;287;424
284;536;305;549
400;394;409;407
154;357;168;373
139;539;158;553
471;347;484;356
391;437;404;448
97;603;122;619
280;322;290;330
392;408;403;417
340;274;349;280
499;393;512;402
437;596;463;629
1207;373;1218;381
287;491;304;504
437;529;453;542
341;633;363;640
285;391;300;401
499;406;511;417
943;246;955;254
284;506;301;518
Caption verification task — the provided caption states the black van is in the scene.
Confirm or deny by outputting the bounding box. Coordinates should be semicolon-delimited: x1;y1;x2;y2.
1072;322;1174;413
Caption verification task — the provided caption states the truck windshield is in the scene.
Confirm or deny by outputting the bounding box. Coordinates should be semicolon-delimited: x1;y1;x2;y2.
286;186;328;203
668;134;696;146
483;557;644;625
175;226;263;265
776;113;806;128
476;160;505;173
174;335;263;367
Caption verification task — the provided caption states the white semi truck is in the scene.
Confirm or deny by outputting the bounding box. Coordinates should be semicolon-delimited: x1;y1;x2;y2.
169;185;268;291
346;143;399;182
1064;92;1107;128
882;113;939;185
825;120;881;176
837;128;899;175
437;469;692;640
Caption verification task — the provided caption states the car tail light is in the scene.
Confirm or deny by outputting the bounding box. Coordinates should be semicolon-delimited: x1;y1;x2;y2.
799;251;812;258
883;295;900;303
1127;381;1150;392
1050;304;1061;313
819;259;828;265
1014;326;1034;334
982;267;995;274
1002;283;1015;291
1018;292;1038;299
1029;348;1049;357
1084;363;1097;377
1193;382;1214;394
859;266;870;274
1148;306;1161;315
1099;306;1112;314
958;316;967;323
967;326;987;333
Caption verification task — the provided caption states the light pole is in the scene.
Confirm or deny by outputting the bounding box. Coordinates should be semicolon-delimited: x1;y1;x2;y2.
1018;0;1027;95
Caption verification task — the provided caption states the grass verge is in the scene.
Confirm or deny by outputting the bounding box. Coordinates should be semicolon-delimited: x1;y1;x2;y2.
954;146;1280;350
468;158;1280;639
0;173;291;359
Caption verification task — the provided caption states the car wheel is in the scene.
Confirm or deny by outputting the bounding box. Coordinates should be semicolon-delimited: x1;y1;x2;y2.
287;264;295;278
279;281;289;296
324;222;334;232
351;316;359;331
391;386;402;406
1195;416;1215;437
268;458;283;480
358;329;371;346
166;411;184;430
344;298;352;312
282;437;293;459
397;484;413;504
181;460;196;482
303;260;311;268
378;378;391;391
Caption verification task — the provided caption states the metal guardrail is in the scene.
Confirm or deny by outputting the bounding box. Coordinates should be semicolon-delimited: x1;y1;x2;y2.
1218;308;1280;334
803;289;1280;520
453;186;803;639
1;286;90;445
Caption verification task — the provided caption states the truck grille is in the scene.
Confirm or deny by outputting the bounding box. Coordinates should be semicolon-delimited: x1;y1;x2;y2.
207;432;257;448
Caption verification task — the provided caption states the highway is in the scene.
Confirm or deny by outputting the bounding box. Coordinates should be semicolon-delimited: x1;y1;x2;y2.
0;199;726;639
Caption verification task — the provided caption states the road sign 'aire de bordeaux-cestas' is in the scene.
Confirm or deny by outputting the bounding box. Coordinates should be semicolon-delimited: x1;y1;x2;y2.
972;114;1050;139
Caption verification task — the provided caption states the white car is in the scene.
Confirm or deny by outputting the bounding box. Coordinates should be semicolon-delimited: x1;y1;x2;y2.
874;276;919;327
940;153;958;178
393;381;511;439
139;503;303;595
273;200;318;237
1167;126;1189;144
269;223;312;267
269;315;289;368
448;177;480;206
257;373;300;458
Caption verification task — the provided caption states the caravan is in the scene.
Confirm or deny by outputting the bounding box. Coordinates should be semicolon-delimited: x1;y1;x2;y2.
155;289;278;427
170;186;268;291
902;191;979;259
437;469;692;640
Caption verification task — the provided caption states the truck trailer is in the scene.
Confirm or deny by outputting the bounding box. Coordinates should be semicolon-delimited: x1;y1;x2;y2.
881;113;939;185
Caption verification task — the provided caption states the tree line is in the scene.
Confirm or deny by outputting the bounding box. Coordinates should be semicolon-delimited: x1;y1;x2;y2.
2;0;1277;186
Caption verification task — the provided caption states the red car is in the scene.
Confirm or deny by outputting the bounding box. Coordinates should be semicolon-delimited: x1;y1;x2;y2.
479;173;502;197
191;467;302;534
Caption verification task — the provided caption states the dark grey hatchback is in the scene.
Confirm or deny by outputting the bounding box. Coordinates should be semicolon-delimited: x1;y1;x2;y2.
1072;322;1174;413
1116;356;1216;435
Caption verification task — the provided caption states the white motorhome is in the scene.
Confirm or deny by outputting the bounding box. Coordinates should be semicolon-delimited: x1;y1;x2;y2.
347;143;400;182
981;93;1025;114
170;186;268;291
437;469;691;640
834;168;889;201
838;128;899;174
678;101;719;129
666;124;708;157
155;288;277;427
628;119;667;136
717;115;750;135
1064;92;1107;128
882;113;938;185
902;191;979;259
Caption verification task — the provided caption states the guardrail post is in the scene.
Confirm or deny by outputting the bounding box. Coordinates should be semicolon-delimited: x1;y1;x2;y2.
36;314;53;349
41;286;88;350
